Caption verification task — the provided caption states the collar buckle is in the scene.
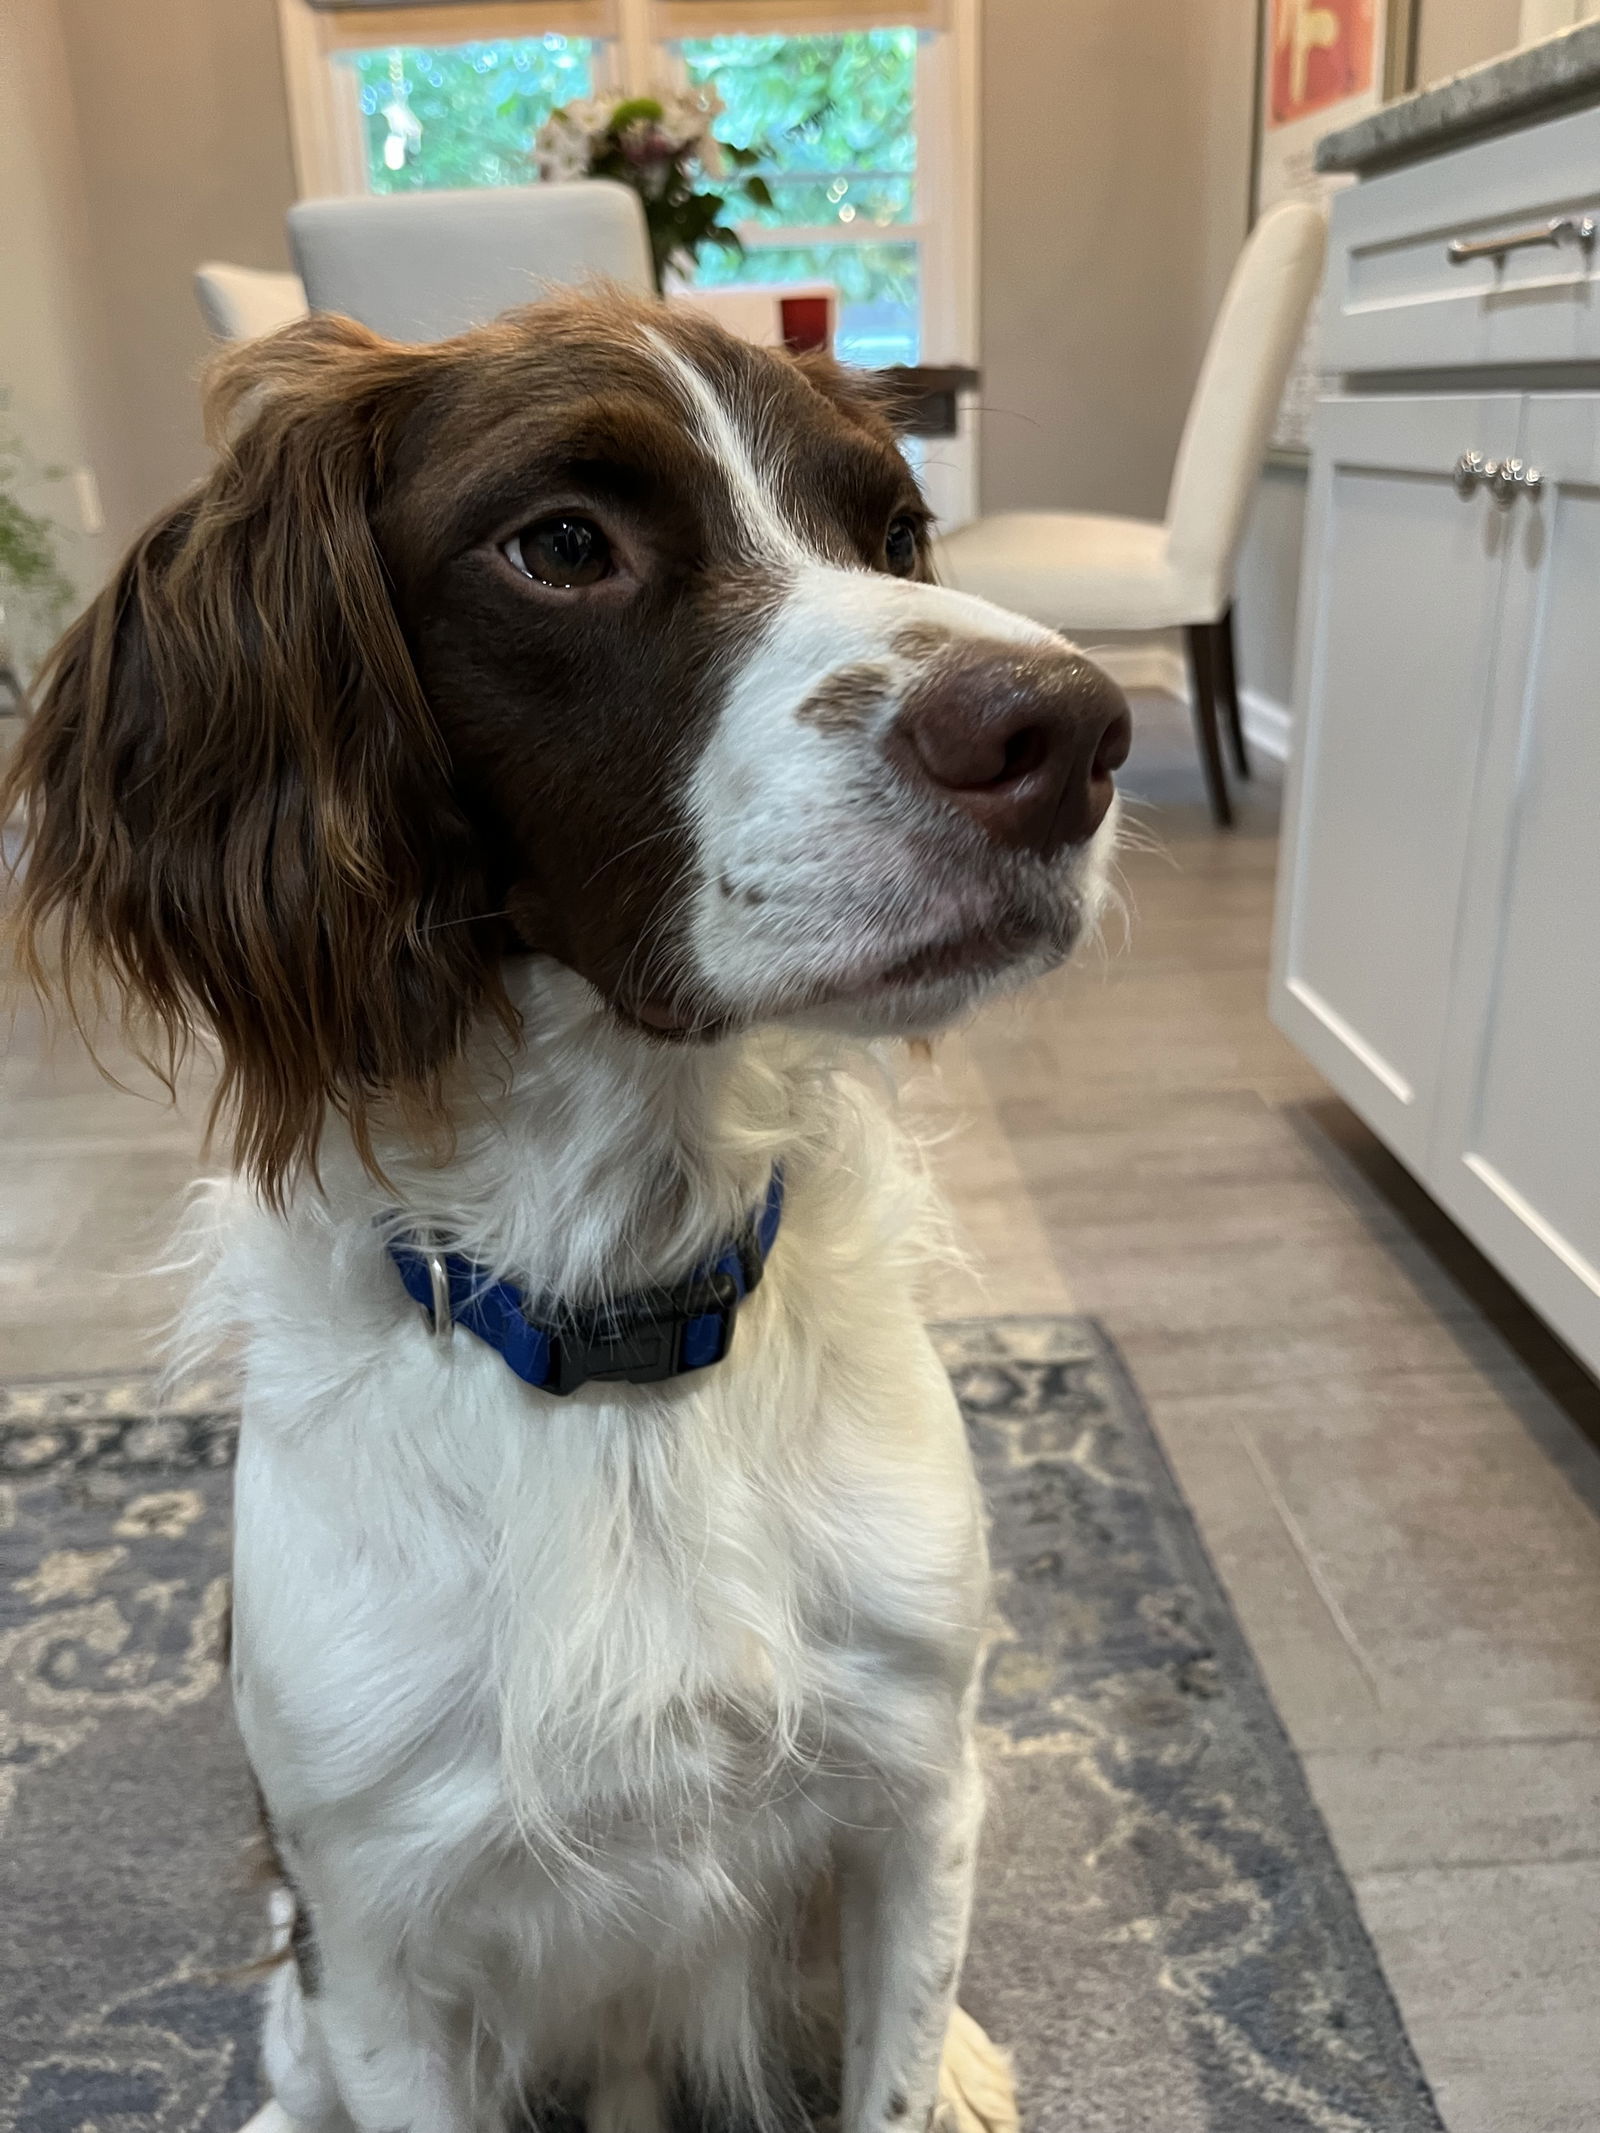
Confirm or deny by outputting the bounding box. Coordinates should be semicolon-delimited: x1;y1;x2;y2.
546;1268;741;1397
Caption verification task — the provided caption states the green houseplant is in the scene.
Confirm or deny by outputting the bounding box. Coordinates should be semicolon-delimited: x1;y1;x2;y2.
0;406;73;699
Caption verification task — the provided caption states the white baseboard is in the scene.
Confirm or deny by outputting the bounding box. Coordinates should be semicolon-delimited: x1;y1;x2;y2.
1091;642;1291;765
1239;687;1292;764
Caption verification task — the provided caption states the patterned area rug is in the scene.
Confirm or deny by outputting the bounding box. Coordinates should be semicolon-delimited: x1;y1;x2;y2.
0;1319;1441;2133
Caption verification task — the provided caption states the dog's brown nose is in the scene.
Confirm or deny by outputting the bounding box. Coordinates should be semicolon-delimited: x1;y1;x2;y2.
892;649;1132;858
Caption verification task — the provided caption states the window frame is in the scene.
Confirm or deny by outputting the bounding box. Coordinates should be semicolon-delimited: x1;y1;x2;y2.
275;0;978;518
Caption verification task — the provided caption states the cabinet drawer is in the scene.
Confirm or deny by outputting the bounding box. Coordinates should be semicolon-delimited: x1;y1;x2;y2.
1324;103;1600;375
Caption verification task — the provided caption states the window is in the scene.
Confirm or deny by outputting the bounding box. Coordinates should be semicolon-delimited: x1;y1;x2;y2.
340;38;594;192
278;1;975;514
331;28;921;363
678;30;920;366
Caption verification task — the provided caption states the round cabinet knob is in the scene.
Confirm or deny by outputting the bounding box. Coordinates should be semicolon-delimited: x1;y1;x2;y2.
1454;451;1486;496
1490;458;1545;504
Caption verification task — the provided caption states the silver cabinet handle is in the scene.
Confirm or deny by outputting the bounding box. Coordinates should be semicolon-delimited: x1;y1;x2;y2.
1454;451;1486;495
1447;213;1597;265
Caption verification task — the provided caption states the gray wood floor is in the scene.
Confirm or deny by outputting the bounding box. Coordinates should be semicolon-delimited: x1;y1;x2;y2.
934;694;1600;2133
4;693;1599;2130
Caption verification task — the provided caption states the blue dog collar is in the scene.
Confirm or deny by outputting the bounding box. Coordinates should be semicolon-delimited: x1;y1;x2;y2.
386;1172;784;1397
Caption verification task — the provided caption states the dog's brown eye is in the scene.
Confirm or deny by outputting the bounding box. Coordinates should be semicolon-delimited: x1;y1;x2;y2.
504;516;612;589
885;516;921;578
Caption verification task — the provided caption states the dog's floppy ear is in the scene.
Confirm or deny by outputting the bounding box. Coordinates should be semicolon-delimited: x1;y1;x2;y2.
1;314;505;1203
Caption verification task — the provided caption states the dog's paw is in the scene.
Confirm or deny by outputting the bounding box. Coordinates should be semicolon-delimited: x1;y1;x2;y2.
934;2005;1019;2133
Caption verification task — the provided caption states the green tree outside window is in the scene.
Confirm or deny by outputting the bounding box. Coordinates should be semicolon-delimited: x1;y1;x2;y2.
338;29;921;364
342;39;594;193
679;32;921;366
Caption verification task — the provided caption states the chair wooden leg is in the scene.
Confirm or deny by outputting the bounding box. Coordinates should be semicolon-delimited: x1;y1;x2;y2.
1184;622;1233;829
1215;606;1250;779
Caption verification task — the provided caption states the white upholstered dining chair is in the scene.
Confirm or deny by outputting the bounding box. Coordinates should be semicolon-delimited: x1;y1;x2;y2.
194;263;309;342
286;181;654;343
937;200;1327;826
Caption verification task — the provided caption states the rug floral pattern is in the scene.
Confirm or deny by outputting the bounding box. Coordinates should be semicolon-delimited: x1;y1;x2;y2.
0;1326;1440;2133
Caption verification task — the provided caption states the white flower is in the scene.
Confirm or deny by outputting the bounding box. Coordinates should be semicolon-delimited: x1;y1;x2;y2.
539;138;591;184
659;86;723;156
582;96;624;133
534;85;731;193
534;107;595;184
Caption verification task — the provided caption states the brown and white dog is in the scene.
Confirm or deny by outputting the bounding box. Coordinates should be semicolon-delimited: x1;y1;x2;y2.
2;295;1129;2133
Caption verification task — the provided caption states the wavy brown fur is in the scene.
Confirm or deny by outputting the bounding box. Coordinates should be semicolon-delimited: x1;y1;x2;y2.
0;315;510;1206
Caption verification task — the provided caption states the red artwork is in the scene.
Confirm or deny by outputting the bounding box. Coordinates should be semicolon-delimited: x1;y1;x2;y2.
1269;0;1378;127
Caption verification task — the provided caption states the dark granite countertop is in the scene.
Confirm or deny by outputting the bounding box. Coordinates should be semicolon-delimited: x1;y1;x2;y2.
1318;19;1600;176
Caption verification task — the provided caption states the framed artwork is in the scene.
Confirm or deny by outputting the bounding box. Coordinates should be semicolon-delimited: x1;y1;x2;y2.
1251;0;1418;449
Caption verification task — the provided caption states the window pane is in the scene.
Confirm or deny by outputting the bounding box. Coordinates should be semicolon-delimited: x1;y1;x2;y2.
679;30;917;231
692;241;919;368
739;175;915;232
677;31;921;365
339;39;593;194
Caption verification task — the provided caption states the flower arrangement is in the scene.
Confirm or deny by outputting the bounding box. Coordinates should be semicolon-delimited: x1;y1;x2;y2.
535;88;772;294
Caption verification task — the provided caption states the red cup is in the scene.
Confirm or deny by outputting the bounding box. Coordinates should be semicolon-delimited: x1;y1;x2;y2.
780;294;832;355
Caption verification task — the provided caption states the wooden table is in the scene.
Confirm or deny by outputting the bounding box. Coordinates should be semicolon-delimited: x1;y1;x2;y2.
873;365;980;438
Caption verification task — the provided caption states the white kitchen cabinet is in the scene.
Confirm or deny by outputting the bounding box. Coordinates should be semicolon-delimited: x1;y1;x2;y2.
1274;104;1600;1376
1273;394;1522;1172
1427;395;1600;1368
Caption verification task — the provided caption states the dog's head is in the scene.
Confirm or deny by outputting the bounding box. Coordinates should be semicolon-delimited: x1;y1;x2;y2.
3;294;1128;1194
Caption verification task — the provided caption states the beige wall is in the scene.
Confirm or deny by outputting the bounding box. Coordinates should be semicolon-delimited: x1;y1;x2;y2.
54;0;298;543
1518;0;1600;44
978;0;1257;520
1416;0;1523;85
0;0;118;636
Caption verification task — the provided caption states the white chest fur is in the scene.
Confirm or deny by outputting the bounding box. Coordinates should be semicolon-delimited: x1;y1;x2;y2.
193;973;988;2118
